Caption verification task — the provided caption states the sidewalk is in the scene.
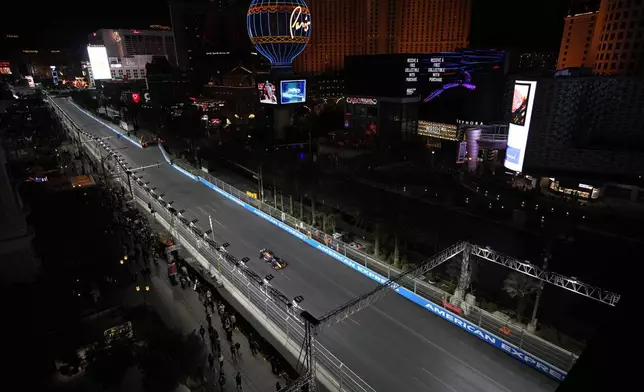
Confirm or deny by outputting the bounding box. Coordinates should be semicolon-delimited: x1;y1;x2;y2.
122;209;288;392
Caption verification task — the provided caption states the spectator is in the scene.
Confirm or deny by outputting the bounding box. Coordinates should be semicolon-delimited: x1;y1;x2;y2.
215;336;221;353
230;313;237;330
218;302;225;316
208;324;214;338
218;374;226;391
236;372;242;391
219;353;224;369
225;326;233;341
206;312;212;326
250;339;259;356
209;299;216;313
275;381;281;391
208;353;214;369
235;342;241;358
199;325;206;340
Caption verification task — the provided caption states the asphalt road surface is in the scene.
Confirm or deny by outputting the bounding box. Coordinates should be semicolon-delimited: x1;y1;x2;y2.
56;97;560;392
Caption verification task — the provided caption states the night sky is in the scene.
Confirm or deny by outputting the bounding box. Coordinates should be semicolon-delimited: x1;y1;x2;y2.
4;0;569;56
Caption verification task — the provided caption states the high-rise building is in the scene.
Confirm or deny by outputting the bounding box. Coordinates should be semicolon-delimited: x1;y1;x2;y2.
592;0;644;76
169;0;249;80
557;0;644;76
516;75;644;176
514;52;558;74
556;3;600;70
294;0;471;73
88;29;177;67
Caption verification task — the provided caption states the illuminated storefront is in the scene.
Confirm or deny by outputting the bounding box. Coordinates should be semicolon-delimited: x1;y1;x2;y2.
344;96;419;144
417;121;459;141
549;179;600;199
0;61;12;75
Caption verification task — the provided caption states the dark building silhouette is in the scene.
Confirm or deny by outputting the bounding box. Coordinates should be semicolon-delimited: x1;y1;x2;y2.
169;0;250;82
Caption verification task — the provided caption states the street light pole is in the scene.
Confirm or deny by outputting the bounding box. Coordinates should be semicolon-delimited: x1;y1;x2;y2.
208;214;215;242
258;164;264;201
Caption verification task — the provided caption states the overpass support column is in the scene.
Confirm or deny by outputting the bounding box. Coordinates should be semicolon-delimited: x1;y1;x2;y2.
466;128;481;172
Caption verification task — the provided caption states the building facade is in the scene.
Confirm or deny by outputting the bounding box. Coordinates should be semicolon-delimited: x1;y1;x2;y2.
108;55;154;81
169;0;249;80
592;0;644;75
294;0;471;73
89;29;177;67
512;52;558;74
521;75;644;176
556;0;644;76
557;10;599;69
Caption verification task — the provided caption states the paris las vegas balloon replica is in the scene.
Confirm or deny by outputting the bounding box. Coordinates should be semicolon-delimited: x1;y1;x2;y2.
247;0;312;138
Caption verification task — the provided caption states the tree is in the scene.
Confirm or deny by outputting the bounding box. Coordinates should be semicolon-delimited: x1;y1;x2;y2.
373;222;381;258
138;328;205;392
503;271;541;324
393;233;401;268
85;340;134;389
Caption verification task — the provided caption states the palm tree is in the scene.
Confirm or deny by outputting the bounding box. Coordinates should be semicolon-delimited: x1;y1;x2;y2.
393;233;400;268
503;271;541;324
373;222;381;258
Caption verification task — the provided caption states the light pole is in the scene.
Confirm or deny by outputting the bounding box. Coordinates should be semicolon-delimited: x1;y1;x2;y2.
136;284;150;305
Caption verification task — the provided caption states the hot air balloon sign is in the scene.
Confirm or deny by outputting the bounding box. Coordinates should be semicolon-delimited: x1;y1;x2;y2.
247;0;312;67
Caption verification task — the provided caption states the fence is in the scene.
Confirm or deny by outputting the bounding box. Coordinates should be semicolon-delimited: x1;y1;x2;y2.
50;94;578;380
163;153;578;375
45;95;376;392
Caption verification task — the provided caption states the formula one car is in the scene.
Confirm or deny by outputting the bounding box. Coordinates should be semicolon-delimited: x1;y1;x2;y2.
259;248;288;270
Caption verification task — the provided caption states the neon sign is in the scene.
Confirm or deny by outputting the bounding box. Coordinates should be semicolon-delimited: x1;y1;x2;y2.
290;6;311;39
347;97;378;105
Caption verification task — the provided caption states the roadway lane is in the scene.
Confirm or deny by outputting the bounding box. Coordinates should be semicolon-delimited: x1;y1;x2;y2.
57;98;559;392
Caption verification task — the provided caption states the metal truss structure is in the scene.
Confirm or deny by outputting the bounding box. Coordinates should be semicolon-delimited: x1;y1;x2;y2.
48;95;620;392
317;241;467;330
469;244;620;306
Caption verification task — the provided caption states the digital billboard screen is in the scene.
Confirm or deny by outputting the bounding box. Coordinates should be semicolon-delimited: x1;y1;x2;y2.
280;80;306;104
417;50;506;125
87;46;111;80
504;80;537;173
257;80;278;105
510;83;532;126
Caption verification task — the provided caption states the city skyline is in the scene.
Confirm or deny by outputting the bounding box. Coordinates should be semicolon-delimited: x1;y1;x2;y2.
2;0;569;59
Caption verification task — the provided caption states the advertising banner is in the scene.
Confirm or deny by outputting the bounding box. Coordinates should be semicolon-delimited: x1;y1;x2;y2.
159;142;567;382
280;80;306;104
504;80;537;172
87;46;112;80
258;81;278;105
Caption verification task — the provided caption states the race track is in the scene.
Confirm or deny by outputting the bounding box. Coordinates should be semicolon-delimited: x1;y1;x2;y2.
56;97;559;392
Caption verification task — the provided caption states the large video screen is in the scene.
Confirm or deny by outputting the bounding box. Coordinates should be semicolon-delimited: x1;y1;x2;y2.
418;50;506;124
510;83;532;126
87;46;111;80
257;80;278;105
504;80;537;172
280;80;306;104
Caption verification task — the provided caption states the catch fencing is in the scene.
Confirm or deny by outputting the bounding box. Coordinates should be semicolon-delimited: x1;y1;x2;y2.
45;95;376;392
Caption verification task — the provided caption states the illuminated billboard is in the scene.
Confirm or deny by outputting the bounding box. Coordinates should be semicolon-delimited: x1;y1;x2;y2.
510;83;532;126
504;80;537;172
280;80;306;104
257;81;278;105
417;121;458;141
87;46;111;80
